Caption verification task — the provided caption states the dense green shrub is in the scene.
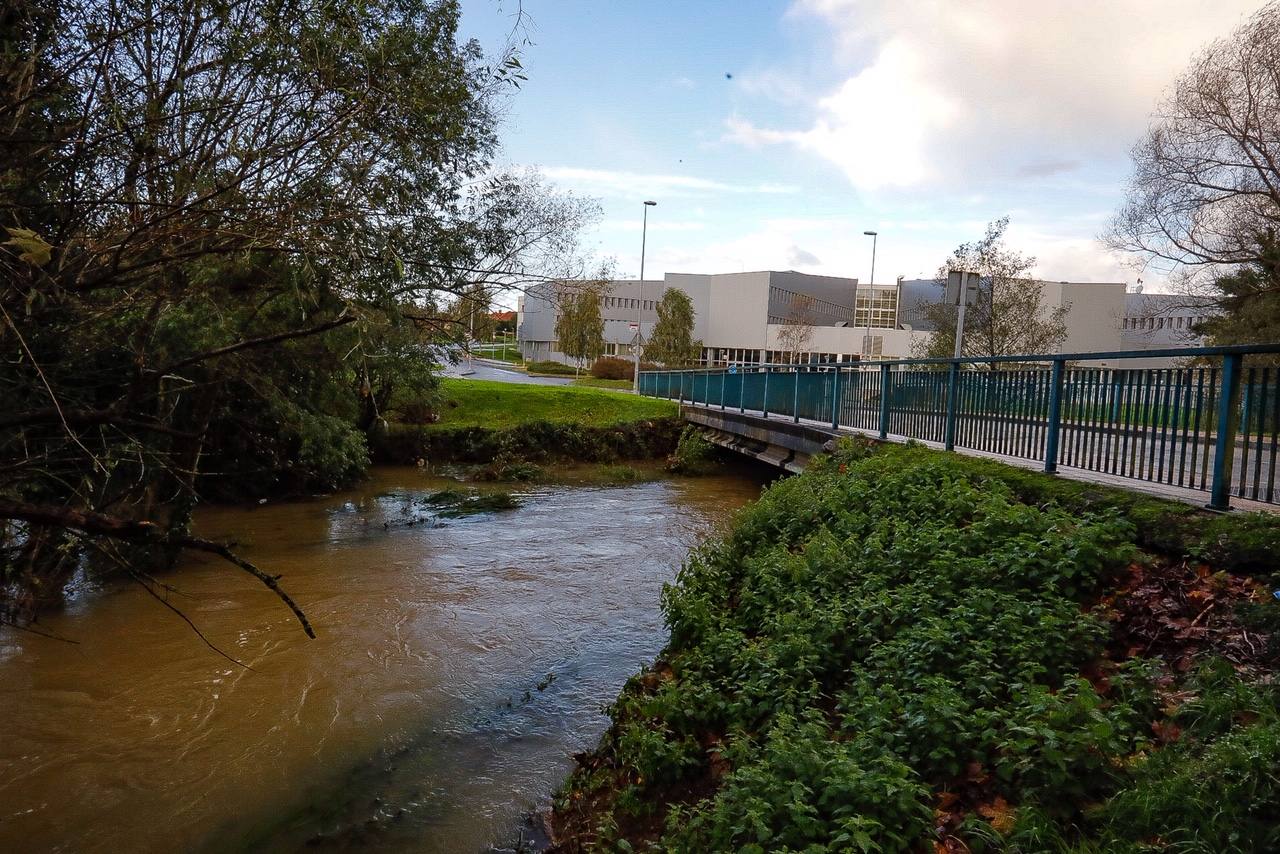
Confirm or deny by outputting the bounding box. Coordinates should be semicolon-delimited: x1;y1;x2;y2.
370;417;684;465
525;359;578;375
590;356;658;379
666;427;719;475
554;438;1280;852
590;356;634;380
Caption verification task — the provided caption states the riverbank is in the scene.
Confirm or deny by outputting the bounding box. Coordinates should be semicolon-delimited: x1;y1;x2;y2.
549;437;1280;852
372;378;682;467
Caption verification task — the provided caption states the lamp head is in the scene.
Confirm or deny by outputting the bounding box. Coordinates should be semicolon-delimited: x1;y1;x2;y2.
863;230;877;236
644;200;657;206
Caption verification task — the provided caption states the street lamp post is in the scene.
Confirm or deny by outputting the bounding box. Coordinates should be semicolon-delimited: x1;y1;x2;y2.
861;230;878;358
633;200;657;390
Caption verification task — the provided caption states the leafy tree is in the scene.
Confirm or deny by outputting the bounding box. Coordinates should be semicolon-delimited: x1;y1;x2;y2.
645;288;702;367
554;281;607;374
0;0;594;634
916;218;1068;362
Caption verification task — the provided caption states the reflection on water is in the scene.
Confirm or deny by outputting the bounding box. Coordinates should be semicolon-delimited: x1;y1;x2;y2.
0;467;763;853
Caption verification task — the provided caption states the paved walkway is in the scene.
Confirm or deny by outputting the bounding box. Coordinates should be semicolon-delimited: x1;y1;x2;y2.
442;358;573;386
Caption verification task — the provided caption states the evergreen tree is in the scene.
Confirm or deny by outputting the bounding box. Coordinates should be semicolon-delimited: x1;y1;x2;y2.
1197;231;1280;364
645;289;701;366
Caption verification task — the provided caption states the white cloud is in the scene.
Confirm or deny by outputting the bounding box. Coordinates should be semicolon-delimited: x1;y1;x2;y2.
727;40;958;189
540;166;798;198
731;0;1262;191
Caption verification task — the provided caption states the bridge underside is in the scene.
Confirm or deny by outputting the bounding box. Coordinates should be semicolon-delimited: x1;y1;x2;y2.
683;406;839;474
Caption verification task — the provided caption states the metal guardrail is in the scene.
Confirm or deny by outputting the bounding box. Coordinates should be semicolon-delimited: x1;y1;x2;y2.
638;344;1280;510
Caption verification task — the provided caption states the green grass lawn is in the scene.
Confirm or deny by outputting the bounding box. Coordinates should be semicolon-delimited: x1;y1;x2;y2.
572;377;635;390
432;378;675;430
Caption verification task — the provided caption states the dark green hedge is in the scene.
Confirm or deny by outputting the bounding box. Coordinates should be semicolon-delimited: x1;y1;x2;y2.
370;416;684;465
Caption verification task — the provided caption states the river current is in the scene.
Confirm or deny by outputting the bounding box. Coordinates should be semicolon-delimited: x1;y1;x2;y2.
0;466;762;852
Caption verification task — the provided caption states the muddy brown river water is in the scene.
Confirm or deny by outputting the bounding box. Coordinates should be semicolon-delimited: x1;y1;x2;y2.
0;466;763;853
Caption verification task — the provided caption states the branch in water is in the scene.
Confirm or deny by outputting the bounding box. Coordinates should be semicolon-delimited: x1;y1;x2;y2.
0;499;315;638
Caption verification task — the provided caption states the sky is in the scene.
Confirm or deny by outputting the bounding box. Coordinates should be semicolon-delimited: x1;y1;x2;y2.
460;0;1263;291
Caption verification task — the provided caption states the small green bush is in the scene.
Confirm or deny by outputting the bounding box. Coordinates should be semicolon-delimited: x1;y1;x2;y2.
525;359;578;375
589;357;658;379
597;464;645;483
666;426;718;475
590;356;634;380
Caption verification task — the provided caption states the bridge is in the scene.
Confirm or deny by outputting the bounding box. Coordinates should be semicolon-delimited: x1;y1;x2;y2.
639;344;1280;512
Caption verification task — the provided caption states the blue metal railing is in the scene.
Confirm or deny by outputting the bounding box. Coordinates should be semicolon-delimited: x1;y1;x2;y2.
638;344;1280;510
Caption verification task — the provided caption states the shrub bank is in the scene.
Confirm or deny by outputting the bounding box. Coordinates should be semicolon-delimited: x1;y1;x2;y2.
371;417;684;465
550;437;1280;853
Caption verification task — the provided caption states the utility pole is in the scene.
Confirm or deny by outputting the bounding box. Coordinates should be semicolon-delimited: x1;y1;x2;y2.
862;230;878;357
633;200;657;390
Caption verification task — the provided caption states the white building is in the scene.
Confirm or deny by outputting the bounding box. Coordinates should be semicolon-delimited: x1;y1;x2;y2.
517;271;910;365
515;270;1220;368
1120;292;1219;366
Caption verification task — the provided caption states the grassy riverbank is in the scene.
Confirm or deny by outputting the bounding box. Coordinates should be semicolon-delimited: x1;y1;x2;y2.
372;379;681;466
432;378;672;429
550;438;1280;852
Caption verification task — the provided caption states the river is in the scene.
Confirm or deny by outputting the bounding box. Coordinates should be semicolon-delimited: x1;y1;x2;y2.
0;466;763;852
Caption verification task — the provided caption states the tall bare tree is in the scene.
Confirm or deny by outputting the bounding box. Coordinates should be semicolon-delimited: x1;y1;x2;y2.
1107;3;1280;351
1107;4;1280;277
775;293;818;364
917;218;1069;362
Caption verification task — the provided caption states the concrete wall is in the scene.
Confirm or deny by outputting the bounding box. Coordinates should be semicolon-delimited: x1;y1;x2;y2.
1042;281;1125;358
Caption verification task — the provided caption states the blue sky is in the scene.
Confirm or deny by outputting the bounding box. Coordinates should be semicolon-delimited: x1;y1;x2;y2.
461;0;1261;290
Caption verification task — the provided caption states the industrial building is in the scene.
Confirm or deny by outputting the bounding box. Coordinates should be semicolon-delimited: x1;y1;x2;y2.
515;270;1219;367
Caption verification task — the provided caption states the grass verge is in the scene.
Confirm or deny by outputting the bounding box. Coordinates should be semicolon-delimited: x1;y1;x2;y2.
371;379;682;466
572;377;635;390
431;378;672;430
550;437;1280;853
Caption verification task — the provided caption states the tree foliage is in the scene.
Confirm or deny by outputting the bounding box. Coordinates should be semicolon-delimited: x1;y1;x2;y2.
1196;232;1280;363
554;280;608;373
645;288;701;367
0;0;594;632
917;218;1068;361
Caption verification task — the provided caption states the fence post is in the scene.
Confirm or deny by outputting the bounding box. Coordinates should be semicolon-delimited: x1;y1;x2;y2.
793;368;801;423
831;368;843;430
721;370;727;410
1044;359;1065;473
762;367;770;417
878;363;891;439
740;368;746;414
1208;352;1244;510
944;361;960;451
